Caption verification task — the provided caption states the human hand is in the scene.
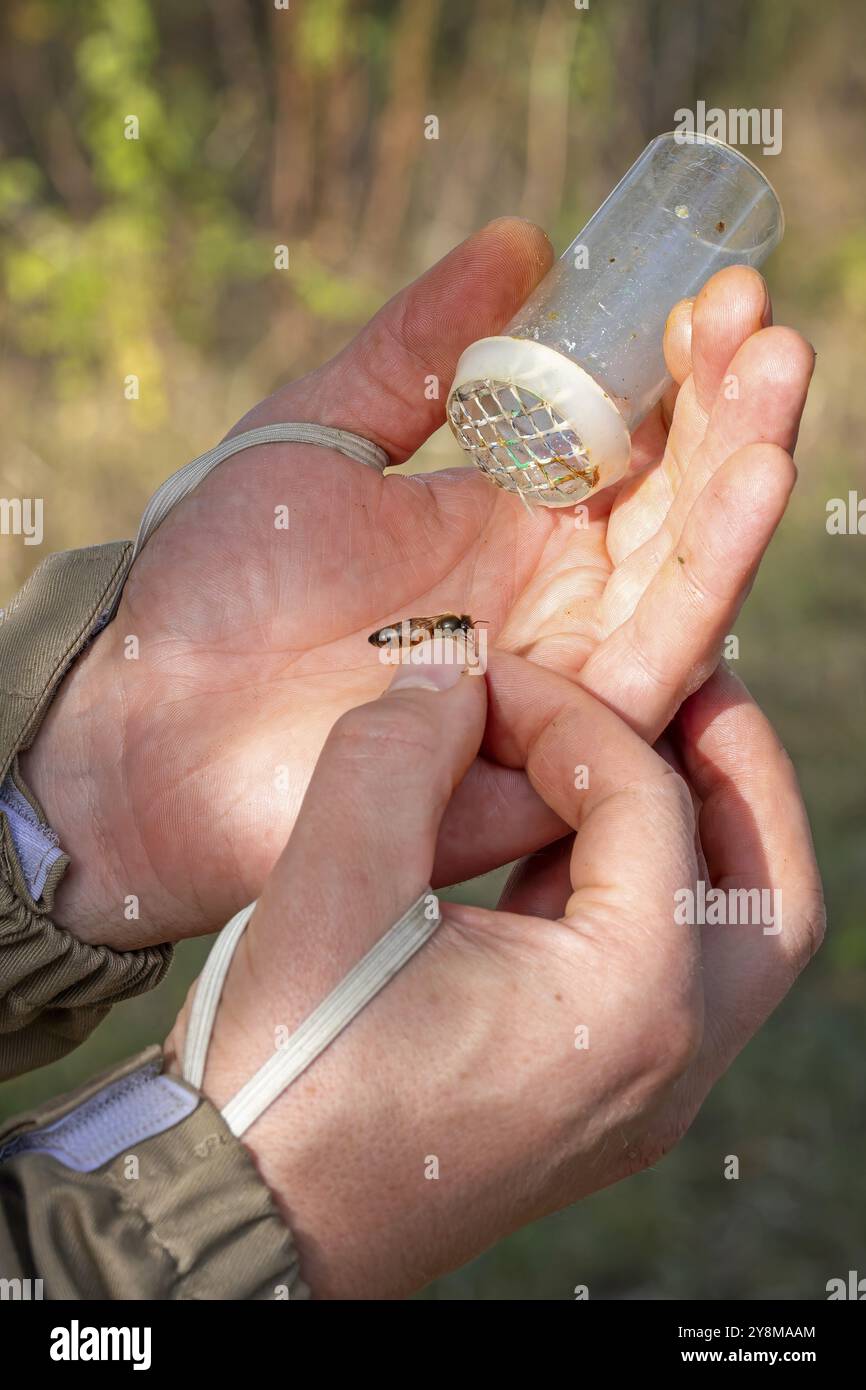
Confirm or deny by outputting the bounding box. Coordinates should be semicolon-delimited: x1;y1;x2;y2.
165;648;823;1298
24;219;813;946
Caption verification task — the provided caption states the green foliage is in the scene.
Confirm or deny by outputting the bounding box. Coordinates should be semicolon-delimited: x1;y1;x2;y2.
0;0;864;1300
298;0;350;71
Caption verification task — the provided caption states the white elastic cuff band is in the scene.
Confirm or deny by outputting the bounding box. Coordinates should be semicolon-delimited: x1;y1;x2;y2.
182;890;441;1137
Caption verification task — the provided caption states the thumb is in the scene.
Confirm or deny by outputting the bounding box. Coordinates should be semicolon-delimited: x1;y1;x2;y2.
248;639;487;996
232;218;553;463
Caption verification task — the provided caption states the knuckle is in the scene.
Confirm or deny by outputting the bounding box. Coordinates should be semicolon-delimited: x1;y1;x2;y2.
617;1108;693;1180
632;766;697;841
635;1001;703;1088
603;1008;702;1180
625;623;677;692
607;979;703;1111
677;532;736;608
657;764;695;818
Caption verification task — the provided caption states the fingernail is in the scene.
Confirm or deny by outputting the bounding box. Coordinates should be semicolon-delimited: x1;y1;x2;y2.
385;638;465;693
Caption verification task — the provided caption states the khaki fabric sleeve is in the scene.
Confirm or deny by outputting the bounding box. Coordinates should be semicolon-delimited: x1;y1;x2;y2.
0;545;172;1080
0;1046;309;1299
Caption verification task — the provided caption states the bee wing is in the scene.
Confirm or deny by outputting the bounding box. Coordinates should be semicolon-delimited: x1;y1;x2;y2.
413;613;454;628
406;617;438;642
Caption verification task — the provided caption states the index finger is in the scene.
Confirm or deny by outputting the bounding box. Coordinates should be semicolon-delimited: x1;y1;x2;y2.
482;651;701;983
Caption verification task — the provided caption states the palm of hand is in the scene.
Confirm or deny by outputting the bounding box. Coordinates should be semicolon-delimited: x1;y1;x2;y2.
101;452;606;934
34;219;811;943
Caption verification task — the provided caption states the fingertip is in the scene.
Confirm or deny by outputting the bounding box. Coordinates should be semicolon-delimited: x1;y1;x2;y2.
690;266;771;407
758;439;798;493
744;324;816;388
382;641;489;734
730;438;797;490
695;264;769;331
459;216;556;313
663;297;695;383
480;215;556;270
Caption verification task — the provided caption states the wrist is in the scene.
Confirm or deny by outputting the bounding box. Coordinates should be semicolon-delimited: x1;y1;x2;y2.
19;629;139;948
168;917;502;1300
162;936;410;1298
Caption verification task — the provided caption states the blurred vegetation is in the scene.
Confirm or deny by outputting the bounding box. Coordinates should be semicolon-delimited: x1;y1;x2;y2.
1;0;864;1299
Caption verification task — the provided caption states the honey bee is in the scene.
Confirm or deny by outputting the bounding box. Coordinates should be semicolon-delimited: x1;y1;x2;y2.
368;613;478;648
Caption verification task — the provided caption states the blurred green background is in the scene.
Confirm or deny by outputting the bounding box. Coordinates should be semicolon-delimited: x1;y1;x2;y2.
1;0;864;1299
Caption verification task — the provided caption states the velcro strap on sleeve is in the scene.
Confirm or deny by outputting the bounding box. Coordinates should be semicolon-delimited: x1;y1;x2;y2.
0;1048;308;1299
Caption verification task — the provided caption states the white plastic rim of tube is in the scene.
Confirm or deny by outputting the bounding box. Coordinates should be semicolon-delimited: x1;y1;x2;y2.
447;335;632;509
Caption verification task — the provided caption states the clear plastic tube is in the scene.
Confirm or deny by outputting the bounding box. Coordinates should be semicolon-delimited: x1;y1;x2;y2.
505;130;784;430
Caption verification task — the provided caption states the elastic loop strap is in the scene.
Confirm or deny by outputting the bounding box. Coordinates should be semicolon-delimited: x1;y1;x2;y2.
182;902;256;1090
132;422;390;564
222;890;440;1137
181;889;440;1137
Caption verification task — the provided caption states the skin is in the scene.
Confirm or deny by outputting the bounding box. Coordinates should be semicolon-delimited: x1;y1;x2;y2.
21;218;815;947
164;647;824;1299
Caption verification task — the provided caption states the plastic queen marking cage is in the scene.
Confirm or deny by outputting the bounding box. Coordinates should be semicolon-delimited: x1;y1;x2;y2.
447;131;785;508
